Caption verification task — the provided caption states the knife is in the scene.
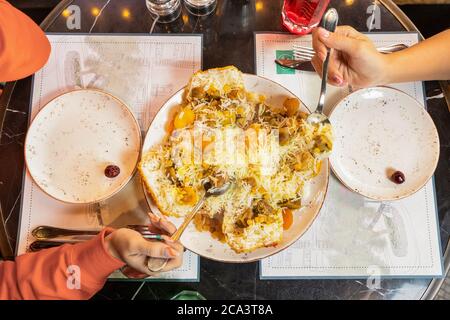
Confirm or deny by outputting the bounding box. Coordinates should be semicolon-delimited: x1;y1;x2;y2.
275;59;316;72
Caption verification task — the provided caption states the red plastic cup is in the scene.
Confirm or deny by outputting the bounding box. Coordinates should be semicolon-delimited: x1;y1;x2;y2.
282;0;330;35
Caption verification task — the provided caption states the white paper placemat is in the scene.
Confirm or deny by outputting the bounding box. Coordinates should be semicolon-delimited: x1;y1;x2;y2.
256;32;443;278
17;34;202;281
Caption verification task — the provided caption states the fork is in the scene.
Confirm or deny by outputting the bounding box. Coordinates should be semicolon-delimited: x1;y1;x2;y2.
292;43;408;61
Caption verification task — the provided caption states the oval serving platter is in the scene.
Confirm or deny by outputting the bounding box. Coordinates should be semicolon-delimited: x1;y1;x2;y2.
141;74;329;263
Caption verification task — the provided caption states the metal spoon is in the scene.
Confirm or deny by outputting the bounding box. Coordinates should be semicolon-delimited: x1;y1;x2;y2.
32;225;100;239
307;8;339;125
146;179;232;273
31;225;162;240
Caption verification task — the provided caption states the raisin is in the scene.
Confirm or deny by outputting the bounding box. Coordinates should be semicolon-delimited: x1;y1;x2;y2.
105;165;120;178
391;171;405;184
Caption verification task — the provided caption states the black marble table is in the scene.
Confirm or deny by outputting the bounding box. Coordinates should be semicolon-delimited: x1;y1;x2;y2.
0;0;449;300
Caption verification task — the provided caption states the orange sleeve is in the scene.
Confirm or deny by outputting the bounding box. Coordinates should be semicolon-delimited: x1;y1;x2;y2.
0;228;125;300
0;0;51;82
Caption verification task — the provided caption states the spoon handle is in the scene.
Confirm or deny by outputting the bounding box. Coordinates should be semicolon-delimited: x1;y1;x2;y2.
29;240;84;252
32;225;100;239
171;195;206;241
316;8;338;114
317;50;330;114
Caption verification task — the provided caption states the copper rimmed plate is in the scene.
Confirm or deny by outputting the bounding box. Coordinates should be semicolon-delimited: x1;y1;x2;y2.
329;86;439;200
141;74;329;263
25;89;141;204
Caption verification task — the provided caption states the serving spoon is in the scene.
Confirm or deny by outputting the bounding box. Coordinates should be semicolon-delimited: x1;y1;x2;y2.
307;8;339;125
146;179;232;273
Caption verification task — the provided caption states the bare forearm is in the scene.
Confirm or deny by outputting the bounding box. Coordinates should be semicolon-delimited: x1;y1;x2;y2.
384;29;450;84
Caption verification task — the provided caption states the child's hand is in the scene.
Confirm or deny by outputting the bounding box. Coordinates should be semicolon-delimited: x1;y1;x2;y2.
311;26;390;88
104;212;183;276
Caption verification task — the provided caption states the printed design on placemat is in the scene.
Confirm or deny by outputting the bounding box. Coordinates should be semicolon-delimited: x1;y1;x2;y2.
275;50;295;75
56;38;198;130
262;179;436;276
266;180;426;270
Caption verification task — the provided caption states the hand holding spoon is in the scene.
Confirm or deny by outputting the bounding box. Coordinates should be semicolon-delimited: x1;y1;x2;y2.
146;179;232;273
307;8;339;125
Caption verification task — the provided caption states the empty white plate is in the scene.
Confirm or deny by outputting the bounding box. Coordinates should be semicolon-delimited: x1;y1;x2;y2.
329;87;439;200
25;89;141;204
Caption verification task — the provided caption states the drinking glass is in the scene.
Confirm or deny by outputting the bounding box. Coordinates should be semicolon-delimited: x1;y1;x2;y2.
146;0;182;23
183;0;217;16
282;0;330;35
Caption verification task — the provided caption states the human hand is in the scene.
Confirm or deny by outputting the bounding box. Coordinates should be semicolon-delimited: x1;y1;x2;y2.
104;212;183;276
311;26;390;88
